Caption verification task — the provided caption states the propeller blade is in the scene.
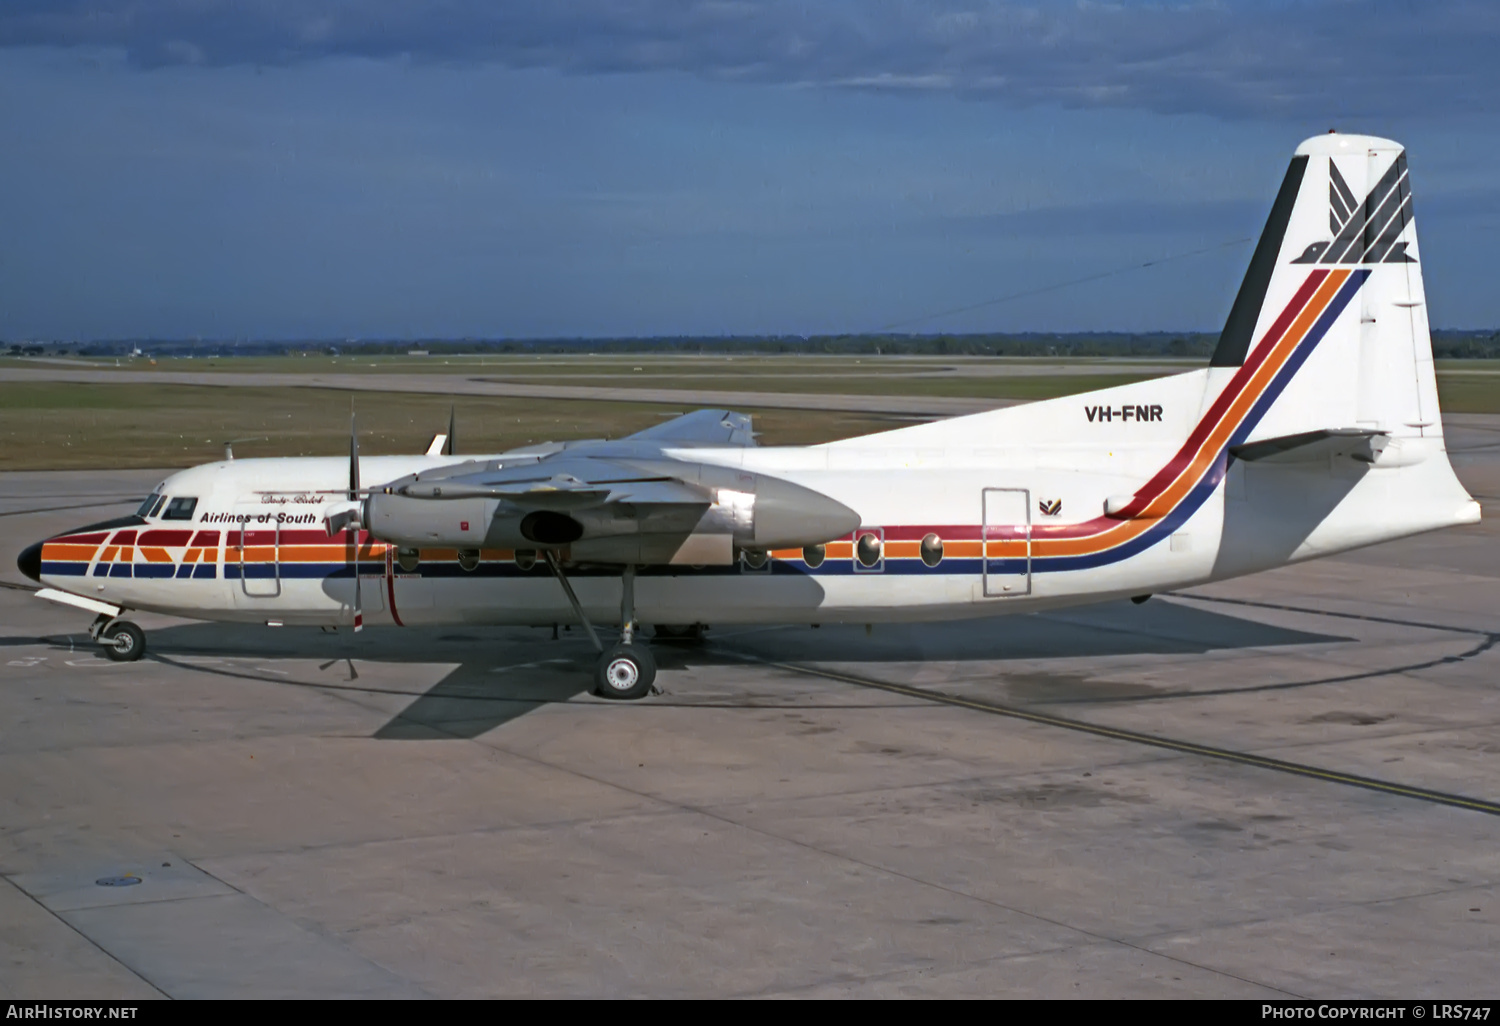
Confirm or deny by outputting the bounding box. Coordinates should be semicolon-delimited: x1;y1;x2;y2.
347;408;364;631
446;406;456;457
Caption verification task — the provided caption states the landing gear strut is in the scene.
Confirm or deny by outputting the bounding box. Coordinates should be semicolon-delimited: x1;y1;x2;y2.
544;554;657;700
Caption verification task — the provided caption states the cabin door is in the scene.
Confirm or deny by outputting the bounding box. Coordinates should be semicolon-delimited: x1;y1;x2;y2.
982;488;1032;598
230;506;282;600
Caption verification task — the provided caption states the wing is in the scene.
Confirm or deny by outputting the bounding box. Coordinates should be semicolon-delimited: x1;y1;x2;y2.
366;449;858;566
622;409;756;448
391;457;709;508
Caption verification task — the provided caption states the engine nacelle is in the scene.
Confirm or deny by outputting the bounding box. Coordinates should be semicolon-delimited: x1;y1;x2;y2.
365;463;860;565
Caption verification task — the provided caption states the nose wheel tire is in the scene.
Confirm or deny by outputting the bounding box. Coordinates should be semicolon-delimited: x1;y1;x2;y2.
101;620;146;662
594;643;656;700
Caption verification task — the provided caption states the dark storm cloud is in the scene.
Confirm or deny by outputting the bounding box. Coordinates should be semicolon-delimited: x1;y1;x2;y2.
2;1;1495;119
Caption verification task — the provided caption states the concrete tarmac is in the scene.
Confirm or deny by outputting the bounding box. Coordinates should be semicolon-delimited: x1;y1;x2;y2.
1;420;1498;998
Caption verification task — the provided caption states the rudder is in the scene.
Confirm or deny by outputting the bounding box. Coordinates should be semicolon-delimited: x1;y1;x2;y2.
1209;133;1440;446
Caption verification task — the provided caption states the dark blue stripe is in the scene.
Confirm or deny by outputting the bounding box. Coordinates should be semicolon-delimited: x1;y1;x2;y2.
1028;270;1366;575
41;562;88;576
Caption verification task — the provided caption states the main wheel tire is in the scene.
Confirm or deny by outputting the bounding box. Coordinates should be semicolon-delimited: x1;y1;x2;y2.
593;643;656;700
101;620;146;662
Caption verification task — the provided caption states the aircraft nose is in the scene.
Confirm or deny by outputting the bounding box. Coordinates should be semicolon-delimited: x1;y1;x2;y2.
17;540;43;583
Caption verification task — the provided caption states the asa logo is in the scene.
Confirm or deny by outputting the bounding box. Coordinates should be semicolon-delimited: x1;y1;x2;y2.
1291;153;1416;266
1038;498;1062;517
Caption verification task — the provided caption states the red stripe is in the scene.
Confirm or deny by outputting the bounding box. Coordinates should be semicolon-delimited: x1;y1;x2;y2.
138;530;193;546
53;532;109;544
1114;269;1330;517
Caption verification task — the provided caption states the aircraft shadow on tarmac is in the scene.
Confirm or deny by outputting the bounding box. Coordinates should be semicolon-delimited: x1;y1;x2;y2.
29;598;1350;740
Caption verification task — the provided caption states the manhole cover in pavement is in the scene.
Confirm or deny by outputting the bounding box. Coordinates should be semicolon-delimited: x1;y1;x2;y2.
96;875;142;887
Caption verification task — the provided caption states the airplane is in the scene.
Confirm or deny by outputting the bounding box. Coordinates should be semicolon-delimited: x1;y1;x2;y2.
17;133;1480;701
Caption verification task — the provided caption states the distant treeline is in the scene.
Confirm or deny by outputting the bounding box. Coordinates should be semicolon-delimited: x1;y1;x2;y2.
11;329;1500;359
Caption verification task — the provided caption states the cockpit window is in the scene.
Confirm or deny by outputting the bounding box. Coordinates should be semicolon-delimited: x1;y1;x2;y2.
150;495;168;517
135;493;161;517
161;497;198;521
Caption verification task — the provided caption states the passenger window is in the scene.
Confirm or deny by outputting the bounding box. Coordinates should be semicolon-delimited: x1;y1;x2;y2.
920;533;944;567
856;533;882;567
161;497;198;521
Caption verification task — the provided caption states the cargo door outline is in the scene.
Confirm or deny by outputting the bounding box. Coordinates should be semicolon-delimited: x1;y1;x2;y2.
982;488;1031;597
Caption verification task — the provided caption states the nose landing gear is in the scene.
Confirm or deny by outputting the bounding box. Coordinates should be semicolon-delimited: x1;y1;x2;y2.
95;617;146;662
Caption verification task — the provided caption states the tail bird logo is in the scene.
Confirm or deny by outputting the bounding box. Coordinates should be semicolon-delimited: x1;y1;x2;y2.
1291;153;1416;265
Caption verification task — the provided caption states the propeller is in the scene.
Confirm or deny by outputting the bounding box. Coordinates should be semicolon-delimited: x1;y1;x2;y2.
446;405;456;457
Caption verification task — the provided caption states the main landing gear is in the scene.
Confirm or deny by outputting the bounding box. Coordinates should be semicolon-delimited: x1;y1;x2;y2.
90;613;146;662
544;554;657;701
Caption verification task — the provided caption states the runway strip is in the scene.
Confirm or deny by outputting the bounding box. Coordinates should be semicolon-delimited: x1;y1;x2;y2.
0;367;1002;417
728;652;1500;818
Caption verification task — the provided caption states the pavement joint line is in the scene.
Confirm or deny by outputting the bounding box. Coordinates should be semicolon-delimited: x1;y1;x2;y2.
1023;632;1500;705
319;694;1136;954
742;938;1295;1000
1178;593;1497;636
185;802;695;866
718;651;1500;818
1126;877;1500;951
1214;715;1500;760
0;874;170;1000
460;723;1301;999
695;757;1190;815
139;648;924;711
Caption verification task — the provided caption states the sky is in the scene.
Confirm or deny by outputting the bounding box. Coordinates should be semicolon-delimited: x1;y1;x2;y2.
2;1;1498;340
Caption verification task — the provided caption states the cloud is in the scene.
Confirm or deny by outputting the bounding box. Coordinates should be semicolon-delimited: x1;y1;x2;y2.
1;1;1496;119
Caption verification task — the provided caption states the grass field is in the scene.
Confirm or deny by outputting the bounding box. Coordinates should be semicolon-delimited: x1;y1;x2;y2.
0;383;905;470
1;355;1497;470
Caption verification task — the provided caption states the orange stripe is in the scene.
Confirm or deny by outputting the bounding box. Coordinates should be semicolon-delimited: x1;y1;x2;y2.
42;543;99;561
1034;269;1349;559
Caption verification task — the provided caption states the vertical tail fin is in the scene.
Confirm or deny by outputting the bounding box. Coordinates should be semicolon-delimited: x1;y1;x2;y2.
1210;134;1439;445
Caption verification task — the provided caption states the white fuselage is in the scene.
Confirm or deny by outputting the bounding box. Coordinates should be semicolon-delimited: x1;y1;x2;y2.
35;369;1479;632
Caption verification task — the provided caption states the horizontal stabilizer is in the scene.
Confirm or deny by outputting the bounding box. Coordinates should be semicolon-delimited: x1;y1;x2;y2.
1230;428;1384;464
